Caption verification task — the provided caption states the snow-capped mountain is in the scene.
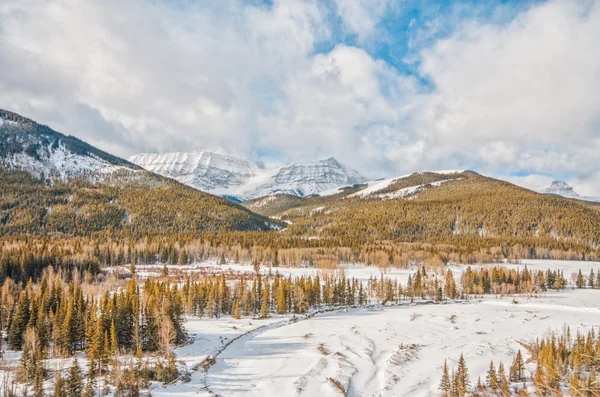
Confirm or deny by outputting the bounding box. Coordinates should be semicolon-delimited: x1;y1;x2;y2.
0;109;138;181
129;152;366;201
541;180;580;199
128;151;259;192
540;180;600;202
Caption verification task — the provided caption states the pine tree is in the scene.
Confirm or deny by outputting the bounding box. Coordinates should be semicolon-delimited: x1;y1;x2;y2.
18;339;31;383
510;350;525;382
277;284;286;314
445;270;457;299
8;291;30;350
130;253;136;276
455;353;469;396
54;373;66;397
33;364;44;397
436;286;443;302
260;282;270;319
232;300;241;320
178;249;187;266
110;320;118;355
576;269;585;288
439;359;451;395
486;360;499;390
498;362;509;396
66;357;83;397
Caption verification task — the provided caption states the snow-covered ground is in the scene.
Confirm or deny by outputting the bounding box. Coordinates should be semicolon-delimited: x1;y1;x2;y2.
206;291;600;397
133;258;600;286
151;316;289;396
131;258;600;396
5;259;596;396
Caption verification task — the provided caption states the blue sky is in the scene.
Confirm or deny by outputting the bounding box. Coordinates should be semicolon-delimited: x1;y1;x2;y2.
1;0;600;195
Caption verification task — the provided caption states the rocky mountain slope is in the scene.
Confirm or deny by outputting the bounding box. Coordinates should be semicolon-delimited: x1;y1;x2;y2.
0;109;278;235
0;109;138;182
129;151;366;201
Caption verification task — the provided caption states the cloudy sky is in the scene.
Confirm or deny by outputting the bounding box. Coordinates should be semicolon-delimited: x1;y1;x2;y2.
1;0;600;195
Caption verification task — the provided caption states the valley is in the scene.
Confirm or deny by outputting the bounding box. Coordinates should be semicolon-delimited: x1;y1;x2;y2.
2;108;600;397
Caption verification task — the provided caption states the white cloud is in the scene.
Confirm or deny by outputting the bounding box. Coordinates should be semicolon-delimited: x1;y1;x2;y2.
504;174;554;192
333;0;395;40
409;0;600;192
1;0;600;191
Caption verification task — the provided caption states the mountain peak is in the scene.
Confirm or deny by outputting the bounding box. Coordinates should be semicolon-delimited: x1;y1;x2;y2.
0;108;137;181
541;180;580;198
130;151;366;200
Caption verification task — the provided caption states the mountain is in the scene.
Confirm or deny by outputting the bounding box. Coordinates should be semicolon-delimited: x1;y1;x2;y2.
0;109;278;235
0;109;138;181
128;151;259;193
540;180;600;202
243;170;600;250
540;180;580;199
129;151;366;201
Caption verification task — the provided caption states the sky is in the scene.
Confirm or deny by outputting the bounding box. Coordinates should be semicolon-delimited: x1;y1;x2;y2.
1;0;600;195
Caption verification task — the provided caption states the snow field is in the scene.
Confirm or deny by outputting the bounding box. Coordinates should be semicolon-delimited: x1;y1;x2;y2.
206;290;600;397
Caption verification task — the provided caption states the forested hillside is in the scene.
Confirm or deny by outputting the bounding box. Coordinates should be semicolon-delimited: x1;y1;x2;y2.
0;170;276;237
245;172;600;255
0;109;278;237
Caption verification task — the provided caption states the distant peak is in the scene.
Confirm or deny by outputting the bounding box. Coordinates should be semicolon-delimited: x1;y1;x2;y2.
548;180;570;188
541;180;580;198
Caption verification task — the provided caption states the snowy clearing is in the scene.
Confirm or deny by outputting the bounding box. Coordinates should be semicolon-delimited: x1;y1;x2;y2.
128;259;600;396
206;290;600;397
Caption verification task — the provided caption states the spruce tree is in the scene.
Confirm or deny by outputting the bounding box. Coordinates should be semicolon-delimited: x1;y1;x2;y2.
260;283;270;319
277;285;286;314
110;320;118;355
445;270;457;299
510;350;525;382
66;357;83;397
486;360;498;390
178;249;187;266
439;359;451;395
8;291;30;350
33;364;44;397
54;373;65;397
232;299;241;320
455;353;469;396
576;269;585;288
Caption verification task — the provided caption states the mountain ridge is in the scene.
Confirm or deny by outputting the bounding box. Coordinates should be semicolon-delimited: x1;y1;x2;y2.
0;108;279;234
129;150;367;201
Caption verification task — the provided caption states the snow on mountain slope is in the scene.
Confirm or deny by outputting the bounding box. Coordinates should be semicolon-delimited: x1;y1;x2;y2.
541;180;580;198
348;174;411;198
4;144;125;181
540;180;600;202
0;109;137;181
346;170;464;199
129;152;367;201
376;179;452;200
129;151;259;192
